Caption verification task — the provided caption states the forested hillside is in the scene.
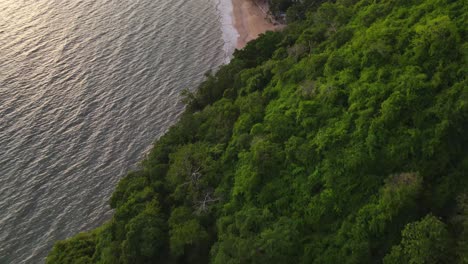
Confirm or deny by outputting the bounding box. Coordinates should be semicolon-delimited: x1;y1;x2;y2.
47;0;467;263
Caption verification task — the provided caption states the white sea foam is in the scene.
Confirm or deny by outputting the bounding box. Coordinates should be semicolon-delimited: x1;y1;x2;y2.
215;0;239;63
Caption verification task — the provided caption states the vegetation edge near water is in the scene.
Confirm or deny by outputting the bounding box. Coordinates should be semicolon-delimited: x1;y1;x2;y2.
47;0;468;263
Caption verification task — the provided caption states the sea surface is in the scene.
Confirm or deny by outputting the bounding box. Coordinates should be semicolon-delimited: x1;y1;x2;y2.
0;0;232;262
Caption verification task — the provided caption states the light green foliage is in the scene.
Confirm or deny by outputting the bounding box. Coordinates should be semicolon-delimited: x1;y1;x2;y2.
384;215;452;264
48;0;468;263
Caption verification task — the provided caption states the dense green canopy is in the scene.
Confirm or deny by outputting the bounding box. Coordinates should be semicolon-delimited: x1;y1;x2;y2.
47;0;467;263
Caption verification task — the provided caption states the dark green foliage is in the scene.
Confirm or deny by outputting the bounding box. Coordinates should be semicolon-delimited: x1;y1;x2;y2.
168;207;210;262
269;0;294;15
48;0;468;263
454;194;468;263
47;232;97;264
120;200;166;263
233;31;284;68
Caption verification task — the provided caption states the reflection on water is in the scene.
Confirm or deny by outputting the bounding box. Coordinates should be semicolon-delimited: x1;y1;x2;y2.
0;0;225;262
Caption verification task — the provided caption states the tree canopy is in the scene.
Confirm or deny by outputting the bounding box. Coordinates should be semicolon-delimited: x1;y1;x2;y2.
47;0;468;263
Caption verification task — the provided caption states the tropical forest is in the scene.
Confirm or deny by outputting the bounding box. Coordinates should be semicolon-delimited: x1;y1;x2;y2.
47;0;468;263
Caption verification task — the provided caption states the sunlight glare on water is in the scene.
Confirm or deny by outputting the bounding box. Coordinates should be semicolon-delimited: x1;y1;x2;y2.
0;0;228;262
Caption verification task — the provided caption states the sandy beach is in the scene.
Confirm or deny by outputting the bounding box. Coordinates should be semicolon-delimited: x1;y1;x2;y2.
231;0;279;49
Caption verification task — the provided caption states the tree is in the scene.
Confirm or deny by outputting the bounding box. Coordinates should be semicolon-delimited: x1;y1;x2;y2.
120;200;166;263
46;233;96;264
384;215;452;264
168;207;209;257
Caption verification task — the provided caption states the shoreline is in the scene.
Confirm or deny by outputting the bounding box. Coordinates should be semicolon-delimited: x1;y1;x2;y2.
231;0;280;49
216;0;238;63
216;0;281;63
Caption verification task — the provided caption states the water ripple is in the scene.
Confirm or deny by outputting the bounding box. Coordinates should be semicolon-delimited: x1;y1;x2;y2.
0;0;226;263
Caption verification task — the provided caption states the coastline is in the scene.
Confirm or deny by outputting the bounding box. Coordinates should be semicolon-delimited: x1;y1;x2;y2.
231;0;279;49
216;0;280;63
216;0;239;63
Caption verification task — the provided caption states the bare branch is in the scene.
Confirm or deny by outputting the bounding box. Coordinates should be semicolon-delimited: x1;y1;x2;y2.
195;190;220;214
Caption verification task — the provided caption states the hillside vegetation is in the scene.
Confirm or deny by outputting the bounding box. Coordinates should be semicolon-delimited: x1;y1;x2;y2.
47;0;467;263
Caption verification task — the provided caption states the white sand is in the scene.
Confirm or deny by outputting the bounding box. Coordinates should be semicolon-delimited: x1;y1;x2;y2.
216;0;280;63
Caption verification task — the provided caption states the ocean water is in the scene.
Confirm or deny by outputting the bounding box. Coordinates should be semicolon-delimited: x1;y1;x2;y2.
0;0;234;262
